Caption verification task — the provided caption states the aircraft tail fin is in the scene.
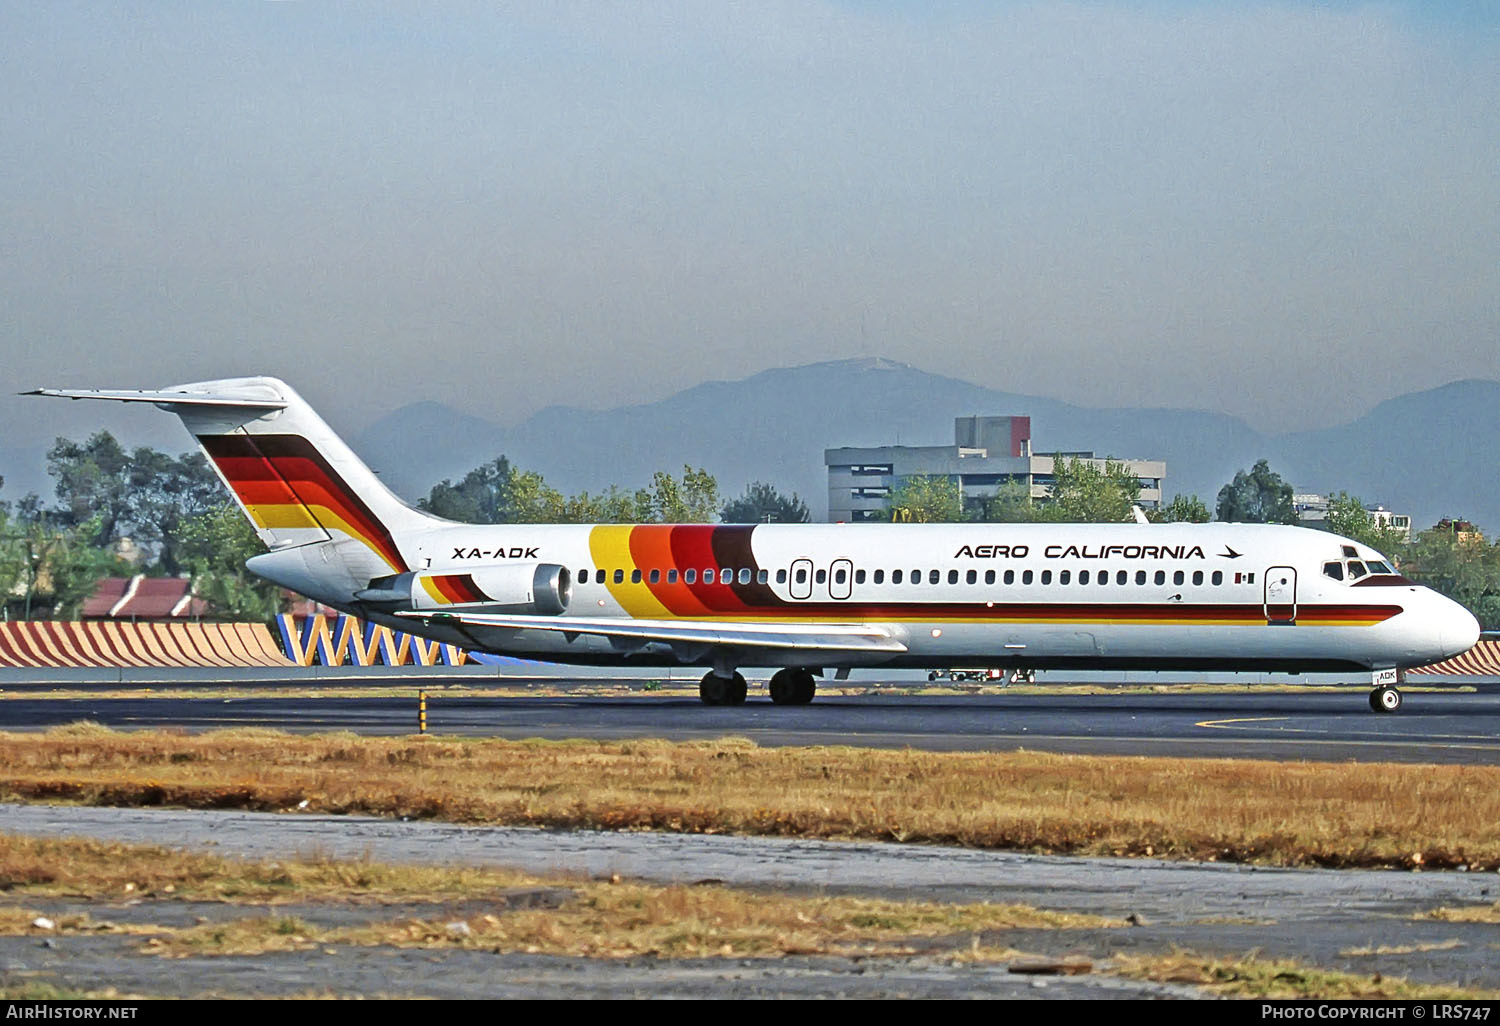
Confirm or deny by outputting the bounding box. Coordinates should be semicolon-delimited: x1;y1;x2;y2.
28;377;429;575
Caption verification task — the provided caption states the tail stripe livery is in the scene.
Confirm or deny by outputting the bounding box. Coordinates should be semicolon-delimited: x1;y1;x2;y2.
199;433;409;572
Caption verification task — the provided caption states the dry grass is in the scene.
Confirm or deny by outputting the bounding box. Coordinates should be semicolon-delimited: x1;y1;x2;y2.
0;832;537;902
1113;950;1500;999
0;833;1109;962
3;724;1500;870
150;884;1106;960
1422;902;1500;924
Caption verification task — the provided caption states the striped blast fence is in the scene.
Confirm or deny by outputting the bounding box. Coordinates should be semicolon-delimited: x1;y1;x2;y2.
274;614;473;667
1408;639;1500;677
0;621;292;668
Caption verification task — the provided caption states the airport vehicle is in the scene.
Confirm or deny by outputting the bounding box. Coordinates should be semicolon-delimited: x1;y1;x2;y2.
926;668;1034;683
32;377;1480;712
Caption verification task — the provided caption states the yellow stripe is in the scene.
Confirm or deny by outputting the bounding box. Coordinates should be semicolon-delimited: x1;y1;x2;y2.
419;578;449;605
587;526;674;618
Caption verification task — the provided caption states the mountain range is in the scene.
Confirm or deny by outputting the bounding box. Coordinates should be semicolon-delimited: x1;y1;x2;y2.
349;358;1500;534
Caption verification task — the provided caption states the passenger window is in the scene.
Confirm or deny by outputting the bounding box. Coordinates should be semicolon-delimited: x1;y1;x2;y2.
631;569;642;584
1080;570;1090;585
794;567;806;584
685;569;697;584
1098;571;1108;586
854;569;865;584
776;569;787;584
1041;570;1052;585
1211;571;1222;585
966;569;976;585
739;568;752;585
873;569;884;584
815;569;827;584
929;569;940;585
985;570;995;585
1022;570;1034;585
1154;570;1166;585
649;569;660;584
1059;570;1071;585
911;568;920;583
577;569;589;584
892;570;903;584
833;568;846;585
947;569;958;585
1135;570;1146;585
1003;570;1014;585
668;569;678;583
1192;570;1203;586
1173;570;1184;585
1347;561;1367;580
613;569;624;584
1116;570;1127;585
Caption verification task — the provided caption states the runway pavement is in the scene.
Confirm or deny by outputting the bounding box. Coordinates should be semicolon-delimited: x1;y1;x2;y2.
2;678;1498;763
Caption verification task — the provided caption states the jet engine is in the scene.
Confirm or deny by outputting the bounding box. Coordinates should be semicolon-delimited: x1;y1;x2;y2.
356;564;572;616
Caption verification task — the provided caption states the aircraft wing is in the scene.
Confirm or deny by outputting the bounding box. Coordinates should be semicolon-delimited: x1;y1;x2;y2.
396;610;908;656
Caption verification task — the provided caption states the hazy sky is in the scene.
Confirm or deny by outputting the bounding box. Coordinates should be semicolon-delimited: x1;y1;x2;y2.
3;1;1497;453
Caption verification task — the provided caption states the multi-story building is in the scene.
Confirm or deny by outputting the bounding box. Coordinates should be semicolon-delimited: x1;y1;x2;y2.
824;415;1165;523
1293;493;1413;542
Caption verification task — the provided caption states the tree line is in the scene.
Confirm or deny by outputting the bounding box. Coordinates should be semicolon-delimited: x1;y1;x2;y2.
0;434;809;620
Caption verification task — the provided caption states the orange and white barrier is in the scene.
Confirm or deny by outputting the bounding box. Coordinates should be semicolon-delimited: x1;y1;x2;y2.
0;621;290;668
1409;639;1500;677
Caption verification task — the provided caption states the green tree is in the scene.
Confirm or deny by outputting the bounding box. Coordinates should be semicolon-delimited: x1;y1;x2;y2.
1216;460;1297;524
1397;525;1500;630
977;479;1038;523
177;504;284;620
721;482;811;524
1149;494;1212;524
887;475;963;523
419;457;513;523
1324;492;1408;556
650;466;720;523
1041;458;1140;523
45;433;220;573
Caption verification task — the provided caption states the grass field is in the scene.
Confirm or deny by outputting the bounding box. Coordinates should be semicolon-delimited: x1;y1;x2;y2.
2;723;1498;870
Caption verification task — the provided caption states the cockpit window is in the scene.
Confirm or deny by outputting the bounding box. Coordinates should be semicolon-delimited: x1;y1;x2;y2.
1347;561;1368;579
1366;560;1393;575
1323;561;1344;581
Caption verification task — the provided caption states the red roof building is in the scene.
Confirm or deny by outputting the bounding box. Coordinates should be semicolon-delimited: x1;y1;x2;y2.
81;576;210;620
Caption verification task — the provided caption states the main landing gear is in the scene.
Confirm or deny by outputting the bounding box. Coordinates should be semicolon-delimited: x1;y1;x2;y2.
698;668;818;705
699;671;748;706
768;668;817;706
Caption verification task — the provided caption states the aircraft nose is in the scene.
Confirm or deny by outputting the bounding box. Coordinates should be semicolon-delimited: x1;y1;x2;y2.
1440;602;1481;659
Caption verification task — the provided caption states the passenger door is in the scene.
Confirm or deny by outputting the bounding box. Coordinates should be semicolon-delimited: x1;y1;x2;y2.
1264;566;1297;625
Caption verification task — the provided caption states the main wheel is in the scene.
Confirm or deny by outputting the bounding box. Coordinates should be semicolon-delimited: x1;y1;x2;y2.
1369;685;1402;714
701;671;747;706
769;668;817;705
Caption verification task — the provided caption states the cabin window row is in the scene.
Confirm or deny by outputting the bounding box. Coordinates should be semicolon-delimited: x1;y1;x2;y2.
575;567;1232;587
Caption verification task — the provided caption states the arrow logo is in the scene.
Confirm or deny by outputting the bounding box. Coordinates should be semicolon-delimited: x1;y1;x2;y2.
1219;546;1243;559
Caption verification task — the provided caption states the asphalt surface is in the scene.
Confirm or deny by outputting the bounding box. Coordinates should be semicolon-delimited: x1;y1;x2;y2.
3;804;1499;999
2;682;1499;763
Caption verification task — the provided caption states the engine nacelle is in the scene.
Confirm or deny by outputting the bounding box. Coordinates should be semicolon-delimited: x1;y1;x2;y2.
357;563;572;616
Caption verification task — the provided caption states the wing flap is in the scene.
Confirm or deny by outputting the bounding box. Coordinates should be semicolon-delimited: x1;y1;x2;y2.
396;610;908;654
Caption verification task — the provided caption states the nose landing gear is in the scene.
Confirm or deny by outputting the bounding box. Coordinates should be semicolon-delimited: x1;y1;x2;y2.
1368;668;1405;714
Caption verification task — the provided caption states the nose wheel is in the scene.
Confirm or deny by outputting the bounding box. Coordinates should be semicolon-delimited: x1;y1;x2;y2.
1369;685;1402;713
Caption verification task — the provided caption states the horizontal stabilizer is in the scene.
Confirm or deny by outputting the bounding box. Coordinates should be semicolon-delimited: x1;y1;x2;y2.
25;387;287;410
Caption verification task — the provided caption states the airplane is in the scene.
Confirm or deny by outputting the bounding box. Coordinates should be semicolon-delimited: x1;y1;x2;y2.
31;376;1481;713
